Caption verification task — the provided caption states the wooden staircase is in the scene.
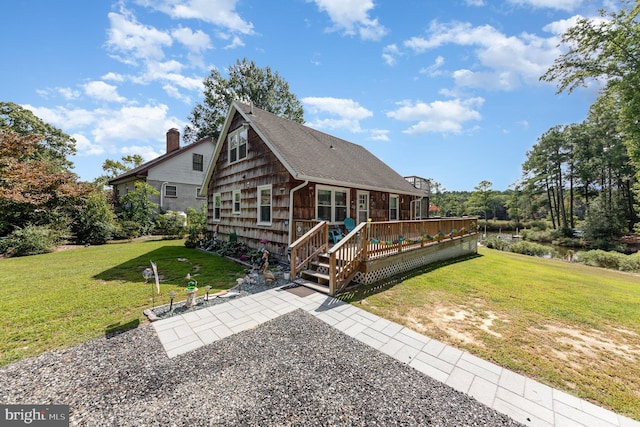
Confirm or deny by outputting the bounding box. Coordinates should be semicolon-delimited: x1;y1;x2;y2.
295;253;332;294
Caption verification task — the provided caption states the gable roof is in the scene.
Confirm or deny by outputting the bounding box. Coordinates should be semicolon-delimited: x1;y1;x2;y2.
108;136;214;185
203;101;423;196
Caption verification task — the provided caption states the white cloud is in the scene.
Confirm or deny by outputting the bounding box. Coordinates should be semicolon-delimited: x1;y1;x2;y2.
119;144;162;162
420;56;445;76
171;26;212;52
302;97;373;132
102;72;126;82
404;21;561;90
382;44;400;66
22;104;183;155
311;0;388;41
136;0;254;35
369;129;390;141
83;81;127;103
72;133;105;156
507;0;583;12
465;0;485;5
106;11;173;63
386;98;484;135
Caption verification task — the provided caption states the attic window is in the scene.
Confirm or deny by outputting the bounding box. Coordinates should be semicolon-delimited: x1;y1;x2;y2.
192;153;204;171
228;128;248;164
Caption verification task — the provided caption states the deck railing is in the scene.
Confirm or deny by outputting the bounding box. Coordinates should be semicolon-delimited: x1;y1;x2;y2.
365;217;477;259
289;217;478;294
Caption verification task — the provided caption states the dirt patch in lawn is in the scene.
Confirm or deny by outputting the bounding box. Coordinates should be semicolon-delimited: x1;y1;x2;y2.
538;324;640;363
403;302;506;347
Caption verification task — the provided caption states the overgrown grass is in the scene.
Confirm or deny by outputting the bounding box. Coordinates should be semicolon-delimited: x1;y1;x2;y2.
342;247;640;420
0;239;245;366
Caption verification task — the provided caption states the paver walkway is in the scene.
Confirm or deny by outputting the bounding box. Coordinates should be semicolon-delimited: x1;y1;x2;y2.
152;285;640;427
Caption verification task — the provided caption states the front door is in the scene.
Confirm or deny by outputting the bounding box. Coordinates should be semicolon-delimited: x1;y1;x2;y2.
357;191;369;224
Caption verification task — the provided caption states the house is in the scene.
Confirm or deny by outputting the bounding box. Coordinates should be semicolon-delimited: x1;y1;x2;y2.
109;129;215;214
201;101;428;259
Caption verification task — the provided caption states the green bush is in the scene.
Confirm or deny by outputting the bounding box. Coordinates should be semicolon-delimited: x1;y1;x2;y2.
113;221;142;240
576;250;625;270
184;205;207;249
520;229;553;243
483;237;510;251
0;225;68;257
72;192;117;244
619;253;640;272
509;241;556;258
154;211;186;239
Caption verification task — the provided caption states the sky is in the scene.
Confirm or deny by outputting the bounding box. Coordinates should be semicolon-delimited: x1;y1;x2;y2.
1;0;613;191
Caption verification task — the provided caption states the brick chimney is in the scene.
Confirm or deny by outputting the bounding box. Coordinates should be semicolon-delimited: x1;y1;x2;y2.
166;128;180;153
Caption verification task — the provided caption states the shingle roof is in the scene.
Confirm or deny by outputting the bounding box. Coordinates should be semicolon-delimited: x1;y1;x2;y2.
108;136;213;185
229;101;423;196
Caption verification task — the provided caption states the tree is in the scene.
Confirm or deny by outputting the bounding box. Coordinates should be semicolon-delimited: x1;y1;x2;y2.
184;58;305;143
118;181;159;236
72;191;118;244
95;154;144;187
0;129;90;235
540;1;640;197
468;180;494;224
0;102;76;170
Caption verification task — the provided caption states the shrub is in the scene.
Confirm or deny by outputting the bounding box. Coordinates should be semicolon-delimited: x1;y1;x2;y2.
72;192;117;244
154;211;186;239
576;250;625;270
0;225;68;257
619;253;640;272
528;220;549;231
184;205;207;249
113;221;142;240
483;237;510;251
509;241;556;258
520;230;553;243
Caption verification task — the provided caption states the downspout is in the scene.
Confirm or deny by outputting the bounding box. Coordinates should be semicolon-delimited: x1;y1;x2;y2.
288;180;309;246
160;181;168;210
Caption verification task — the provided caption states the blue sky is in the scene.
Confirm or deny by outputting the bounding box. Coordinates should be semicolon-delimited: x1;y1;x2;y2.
2;0;611;191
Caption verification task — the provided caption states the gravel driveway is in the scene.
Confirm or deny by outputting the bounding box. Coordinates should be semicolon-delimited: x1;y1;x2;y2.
1;309;522;426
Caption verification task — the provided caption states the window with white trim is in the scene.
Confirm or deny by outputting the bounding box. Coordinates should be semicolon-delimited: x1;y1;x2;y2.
213;192;221;221
165;185;177;197
232;190;241;214
192;153;204;171
389;194;399;221
257;185;272;225
316;186;349;223
228;128;248;164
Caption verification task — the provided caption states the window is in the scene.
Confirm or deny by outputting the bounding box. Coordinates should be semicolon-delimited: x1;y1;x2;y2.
192;153;204;171
257;185;272;225
196;187;204;199
213;193;221;221
316;186;349;223
232;190;241;214
165;185;177;197
228;128;248;164
389;195;399;220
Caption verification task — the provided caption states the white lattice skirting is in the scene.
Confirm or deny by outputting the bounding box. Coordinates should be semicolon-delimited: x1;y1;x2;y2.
354;234;479;285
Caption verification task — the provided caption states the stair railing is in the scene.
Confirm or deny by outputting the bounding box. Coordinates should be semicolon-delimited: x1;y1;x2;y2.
289;221;328;280
327;221;368;295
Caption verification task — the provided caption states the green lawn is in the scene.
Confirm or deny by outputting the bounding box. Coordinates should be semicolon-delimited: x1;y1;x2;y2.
2;241;639;420
342;247;640;420
0;239;245;366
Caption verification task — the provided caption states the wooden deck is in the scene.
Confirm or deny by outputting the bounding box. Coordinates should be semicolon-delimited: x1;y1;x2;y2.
289;218;478;295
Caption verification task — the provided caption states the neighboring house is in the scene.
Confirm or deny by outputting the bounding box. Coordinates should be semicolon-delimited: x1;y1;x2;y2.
201;101;427;259
109;129;215;214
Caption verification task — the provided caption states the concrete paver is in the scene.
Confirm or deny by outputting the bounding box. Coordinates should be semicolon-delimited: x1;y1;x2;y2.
151;285;640;427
